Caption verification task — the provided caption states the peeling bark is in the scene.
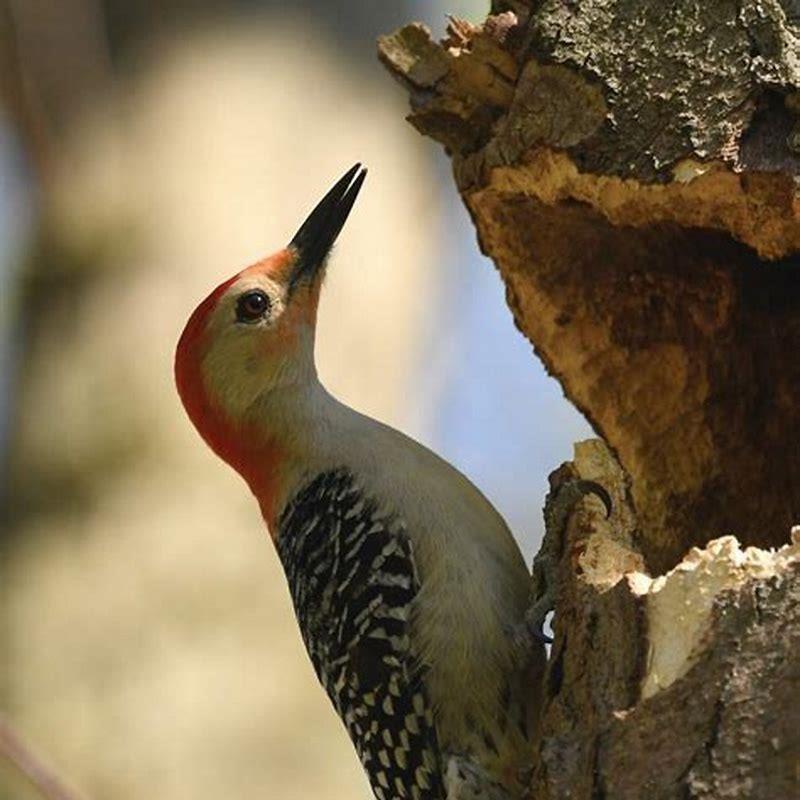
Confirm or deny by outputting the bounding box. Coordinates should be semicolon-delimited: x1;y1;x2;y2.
378;0;800;571
380;3;799;798
531;440;800;800
536;442;799;800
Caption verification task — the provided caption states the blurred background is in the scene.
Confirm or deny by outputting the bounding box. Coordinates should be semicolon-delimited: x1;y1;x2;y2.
0;1;590;798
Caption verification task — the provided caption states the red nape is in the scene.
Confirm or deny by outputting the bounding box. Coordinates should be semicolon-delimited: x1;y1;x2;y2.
174;276;285;533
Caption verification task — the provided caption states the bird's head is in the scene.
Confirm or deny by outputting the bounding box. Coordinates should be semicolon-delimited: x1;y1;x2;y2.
174;164;366;525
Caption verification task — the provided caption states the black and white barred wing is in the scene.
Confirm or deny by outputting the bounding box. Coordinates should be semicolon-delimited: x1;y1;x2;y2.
278;469;445;800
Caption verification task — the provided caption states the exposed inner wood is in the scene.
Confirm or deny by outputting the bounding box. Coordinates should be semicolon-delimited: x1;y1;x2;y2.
380;4;800;797
379;4;800;572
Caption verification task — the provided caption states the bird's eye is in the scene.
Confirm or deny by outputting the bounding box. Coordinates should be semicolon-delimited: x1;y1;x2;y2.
236;290;270;323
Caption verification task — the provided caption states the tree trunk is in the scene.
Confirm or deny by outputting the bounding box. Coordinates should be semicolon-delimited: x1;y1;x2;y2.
379;2;800;798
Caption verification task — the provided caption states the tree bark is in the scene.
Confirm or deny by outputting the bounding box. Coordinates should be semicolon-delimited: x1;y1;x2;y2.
379;3;800;798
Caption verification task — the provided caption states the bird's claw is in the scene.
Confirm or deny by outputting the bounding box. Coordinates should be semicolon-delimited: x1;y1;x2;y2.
525;476;612;648
525;563;557;648
572;479;612;519
526;608;553;645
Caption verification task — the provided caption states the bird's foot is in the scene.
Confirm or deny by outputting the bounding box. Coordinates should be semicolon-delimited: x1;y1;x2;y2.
444;754;514;799
526;477;612;644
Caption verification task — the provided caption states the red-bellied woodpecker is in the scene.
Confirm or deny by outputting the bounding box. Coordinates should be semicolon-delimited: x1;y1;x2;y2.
174;165;605;799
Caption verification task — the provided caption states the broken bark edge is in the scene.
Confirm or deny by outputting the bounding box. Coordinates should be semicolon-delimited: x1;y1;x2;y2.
532;439;800;800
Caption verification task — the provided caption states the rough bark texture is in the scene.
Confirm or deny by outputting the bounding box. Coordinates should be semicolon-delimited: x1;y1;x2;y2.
380;3;800;798
379;0;800;572
538;441;799;800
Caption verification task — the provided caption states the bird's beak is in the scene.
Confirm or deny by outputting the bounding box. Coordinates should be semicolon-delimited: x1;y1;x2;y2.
288;163;367;293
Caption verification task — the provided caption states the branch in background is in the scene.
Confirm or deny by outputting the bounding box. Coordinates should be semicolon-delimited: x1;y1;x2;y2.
0;714;90;800
0;0;115;186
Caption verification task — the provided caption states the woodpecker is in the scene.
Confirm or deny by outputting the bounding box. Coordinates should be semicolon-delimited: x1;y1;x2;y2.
175;165;547;800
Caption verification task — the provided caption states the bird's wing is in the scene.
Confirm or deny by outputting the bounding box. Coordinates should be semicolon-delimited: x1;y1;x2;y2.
278;468;445;800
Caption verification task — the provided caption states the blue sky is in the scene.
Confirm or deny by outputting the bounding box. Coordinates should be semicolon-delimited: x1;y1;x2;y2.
0;121;33;474
420;152;591;557
402;1;592;555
